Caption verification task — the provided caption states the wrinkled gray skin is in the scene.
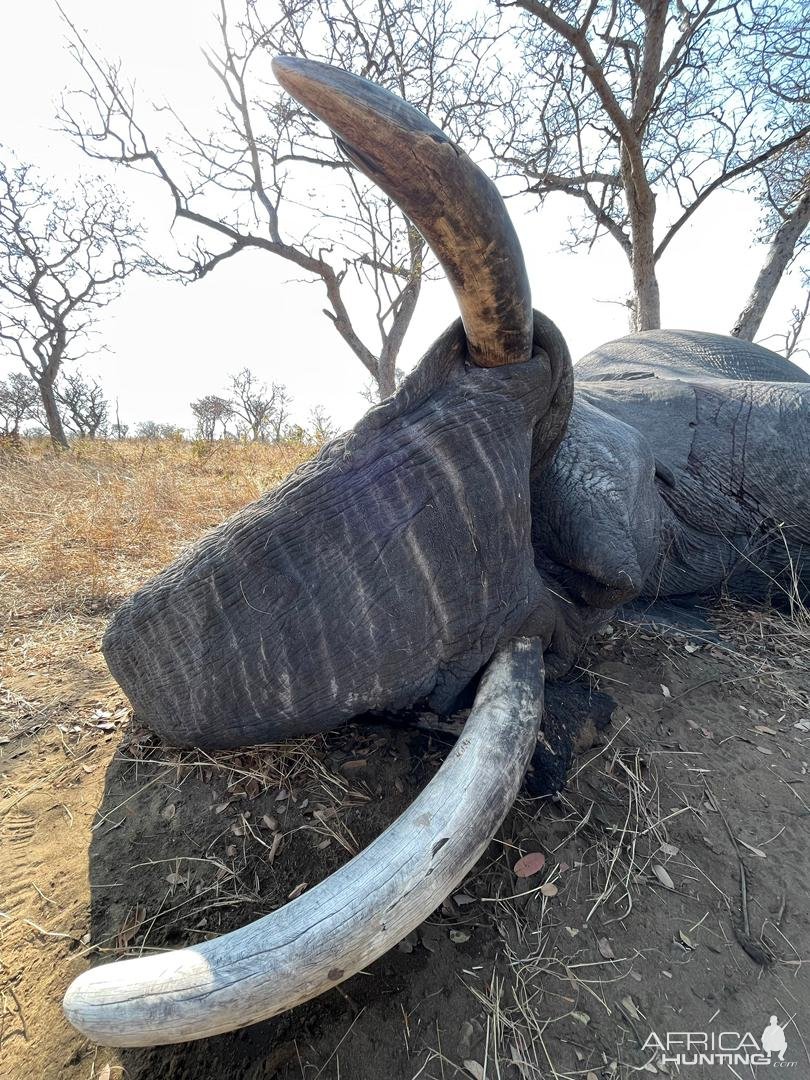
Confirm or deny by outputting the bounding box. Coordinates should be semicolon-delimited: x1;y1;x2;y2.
532;330;810;669
105;314;573;747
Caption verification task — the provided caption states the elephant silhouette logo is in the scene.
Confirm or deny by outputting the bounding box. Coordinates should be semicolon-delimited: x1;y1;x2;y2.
761;1016;788;1062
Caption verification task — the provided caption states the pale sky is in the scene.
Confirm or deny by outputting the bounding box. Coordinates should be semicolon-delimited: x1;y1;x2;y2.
1;0;807;434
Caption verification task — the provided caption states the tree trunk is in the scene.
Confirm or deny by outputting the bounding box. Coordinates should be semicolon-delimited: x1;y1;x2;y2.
731;186;810;341
39;377;69;449
623;150;661;332
376;353;397;400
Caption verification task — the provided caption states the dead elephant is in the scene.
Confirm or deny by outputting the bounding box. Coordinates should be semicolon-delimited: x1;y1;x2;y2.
63;57;810;1047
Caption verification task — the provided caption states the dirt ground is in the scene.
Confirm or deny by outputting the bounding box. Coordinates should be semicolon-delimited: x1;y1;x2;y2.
2;442;810;1080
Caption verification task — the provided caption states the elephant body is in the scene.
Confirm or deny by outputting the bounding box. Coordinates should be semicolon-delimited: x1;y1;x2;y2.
572;331;810;604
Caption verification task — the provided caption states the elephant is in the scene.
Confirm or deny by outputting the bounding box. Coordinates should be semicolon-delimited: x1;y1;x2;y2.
63;57;810;1047
533;331;810;677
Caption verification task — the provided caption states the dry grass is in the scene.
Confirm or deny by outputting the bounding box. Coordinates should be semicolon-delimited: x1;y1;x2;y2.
0;435;314;619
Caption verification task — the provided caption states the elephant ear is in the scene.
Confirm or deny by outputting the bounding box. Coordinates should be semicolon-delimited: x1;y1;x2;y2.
532;396;660;609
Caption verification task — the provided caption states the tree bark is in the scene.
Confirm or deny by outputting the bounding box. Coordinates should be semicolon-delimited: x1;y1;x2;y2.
621;149;662;332
731;186;810;341
39;376;69;449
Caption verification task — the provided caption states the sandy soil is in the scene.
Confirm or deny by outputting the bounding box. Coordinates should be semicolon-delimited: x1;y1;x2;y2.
3;593;809;1080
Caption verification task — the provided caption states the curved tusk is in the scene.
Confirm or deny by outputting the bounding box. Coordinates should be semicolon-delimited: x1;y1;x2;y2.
63;638;544;1046
272;56;533;369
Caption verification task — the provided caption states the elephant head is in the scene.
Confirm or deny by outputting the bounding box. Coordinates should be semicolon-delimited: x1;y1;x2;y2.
62;58;658;1047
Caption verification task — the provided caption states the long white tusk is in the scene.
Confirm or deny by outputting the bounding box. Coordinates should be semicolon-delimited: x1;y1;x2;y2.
63;637;544;1046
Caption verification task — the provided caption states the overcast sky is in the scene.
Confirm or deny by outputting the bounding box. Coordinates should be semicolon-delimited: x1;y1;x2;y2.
2;0;808;434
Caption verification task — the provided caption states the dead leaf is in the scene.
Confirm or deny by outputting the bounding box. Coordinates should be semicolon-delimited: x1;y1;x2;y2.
754;725;778;736
96;1066;111;1080
621;995;642;1021
287;882;308;900
116;904;145;950
571;1010;590;1025
659;842;679;857
161;802;176;821
660;684;671;697
268;832;283;864
539;882;558;897
262;814;278;830
463;1062;485;1080
453;892;476;907
450;929;471;943
678;930;695;949
756;745;774;755
513;851;546;878
652;863;675;890
597;937;615;959
510;1043;532;1079
736;837;766;857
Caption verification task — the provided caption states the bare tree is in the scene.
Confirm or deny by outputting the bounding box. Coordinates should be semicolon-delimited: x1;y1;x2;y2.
191;394;234;440
492;0;810;331
0;371;39;436
135;421;186;439
308;404;337;444
0;156;141;448
756;287;810;363
228;367;291;441
56;369;109;437
60;0;499;399
266;382;293;441
732;131;810;341
112;397;128;438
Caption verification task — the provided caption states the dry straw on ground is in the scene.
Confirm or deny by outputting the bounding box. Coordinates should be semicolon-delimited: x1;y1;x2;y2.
0;436;314;617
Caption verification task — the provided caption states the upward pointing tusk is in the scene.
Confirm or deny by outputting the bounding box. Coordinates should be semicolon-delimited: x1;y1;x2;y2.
63;638;544;1046
272;55;534;369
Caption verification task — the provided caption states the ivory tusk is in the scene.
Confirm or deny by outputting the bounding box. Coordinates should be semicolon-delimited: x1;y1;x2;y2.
63;637;544;1046
272;56;534;369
